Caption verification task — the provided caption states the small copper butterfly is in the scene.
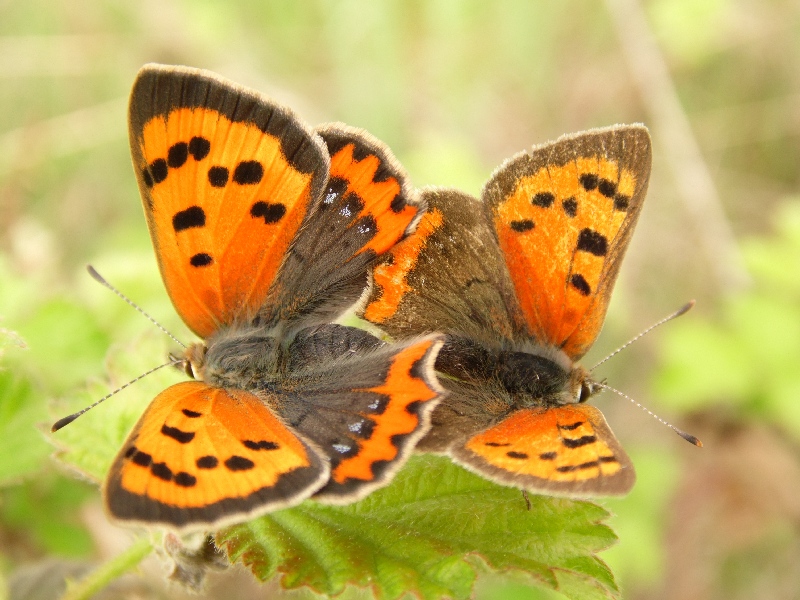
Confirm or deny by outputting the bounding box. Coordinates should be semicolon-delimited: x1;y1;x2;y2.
95;64;445;532
359;125;652;496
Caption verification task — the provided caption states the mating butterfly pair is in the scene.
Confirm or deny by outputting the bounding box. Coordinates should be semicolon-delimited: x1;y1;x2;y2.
71;64;651;533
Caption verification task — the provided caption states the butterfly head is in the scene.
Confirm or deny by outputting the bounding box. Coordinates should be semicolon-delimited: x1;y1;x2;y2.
570;365;602;404
182;342;208;380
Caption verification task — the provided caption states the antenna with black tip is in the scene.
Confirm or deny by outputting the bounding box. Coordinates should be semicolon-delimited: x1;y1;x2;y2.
591;300;702;447
51;265;185;432
51;359;179;432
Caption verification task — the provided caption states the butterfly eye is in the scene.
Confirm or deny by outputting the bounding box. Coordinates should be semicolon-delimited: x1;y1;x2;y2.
182;344;208;380
578;379;603;403
183;361;196;379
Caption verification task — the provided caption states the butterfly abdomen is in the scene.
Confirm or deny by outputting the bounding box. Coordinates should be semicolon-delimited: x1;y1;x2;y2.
434;337;571;407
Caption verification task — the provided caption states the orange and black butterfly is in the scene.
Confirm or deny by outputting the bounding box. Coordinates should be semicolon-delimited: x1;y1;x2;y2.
89;64;445;532
359;126;652;497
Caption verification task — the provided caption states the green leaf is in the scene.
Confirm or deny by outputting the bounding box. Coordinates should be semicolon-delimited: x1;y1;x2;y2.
0;370;52;486
0;474;94;557
50;332;184;482
219;455;620;600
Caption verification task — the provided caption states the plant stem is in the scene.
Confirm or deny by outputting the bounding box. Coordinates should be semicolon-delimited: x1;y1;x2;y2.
60;536;154;600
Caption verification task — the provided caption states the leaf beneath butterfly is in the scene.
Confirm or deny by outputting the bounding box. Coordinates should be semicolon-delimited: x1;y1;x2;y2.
218;454;620;600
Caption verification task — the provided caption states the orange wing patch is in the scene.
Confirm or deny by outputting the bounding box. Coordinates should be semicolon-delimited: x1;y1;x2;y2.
364;207;445;323
135;108;316;338
318;125;422;258
328;142;419;256
104;381;328;531
325;337;443;491
492;157;642;359
457;404;634;496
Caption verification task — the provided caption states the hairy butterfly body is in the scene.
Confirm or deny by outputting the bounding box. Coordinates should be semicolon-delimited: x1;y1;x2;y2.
100;64;444;532
360;125;651;496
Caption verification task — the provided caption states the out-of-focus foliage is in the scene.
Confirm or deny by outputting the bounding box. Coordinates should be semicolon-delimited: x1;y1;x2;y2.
656;201;800;437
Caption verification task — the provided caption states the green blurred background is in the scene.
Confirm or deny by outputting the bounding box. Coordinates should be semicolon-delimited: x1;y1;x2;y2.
2;0;799;598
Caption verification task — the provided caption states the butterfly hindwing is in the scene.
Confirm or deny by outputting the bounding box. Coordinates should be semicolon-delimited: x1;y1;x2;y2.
129;64;330;338
104;381;329;531
258;124;423;328
483;125;652;359
452;404;635;496
279;326;445;503
361;188;522;342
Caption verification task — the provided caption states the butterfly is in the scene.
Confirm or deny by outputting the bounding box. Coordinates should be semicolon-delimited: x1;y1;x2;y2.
92;64;445;532
358;125;651;497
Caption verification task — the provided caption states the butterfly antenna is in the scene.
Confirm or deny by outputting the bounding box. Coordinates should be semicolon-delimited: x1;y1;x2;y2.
595;381;702;447
590;300;695;371
51;358;181;432
87;265;186;349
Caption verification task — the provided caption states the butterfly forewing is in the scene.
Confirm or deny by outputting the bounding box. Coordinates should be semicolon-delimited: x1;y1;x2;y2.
483;125;651;360
453;404;635;496
103;381;329;532
259;124;424;328
129;64;329;337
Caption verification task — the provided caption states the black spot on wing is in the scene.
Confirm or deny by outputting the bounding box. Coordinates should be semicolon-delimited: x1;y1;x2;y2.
570;274;591;296
250;201;286;224
243;440;280;451
350;142;370;162
390;194;407;213
161;424;195;444
233;160;264;184
510;219;535;232
151;159;168;184
172;206;206;232
579;173;599;191
151;462;173;481
208;166;229;187
558;421;584;431
190;253;213;268
130;449;152;467
562;197;577;217
506;451;529;459
557;460;601;473
598;178;617;198
561;435;597;449
196;456;218;469
614;194;630;212
576;229;608;257
225;456;255;471
174;472;197;487
188;136;211;161
539;452;557;460
167;142;188;168
532;192;555;208
182;409;202;418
